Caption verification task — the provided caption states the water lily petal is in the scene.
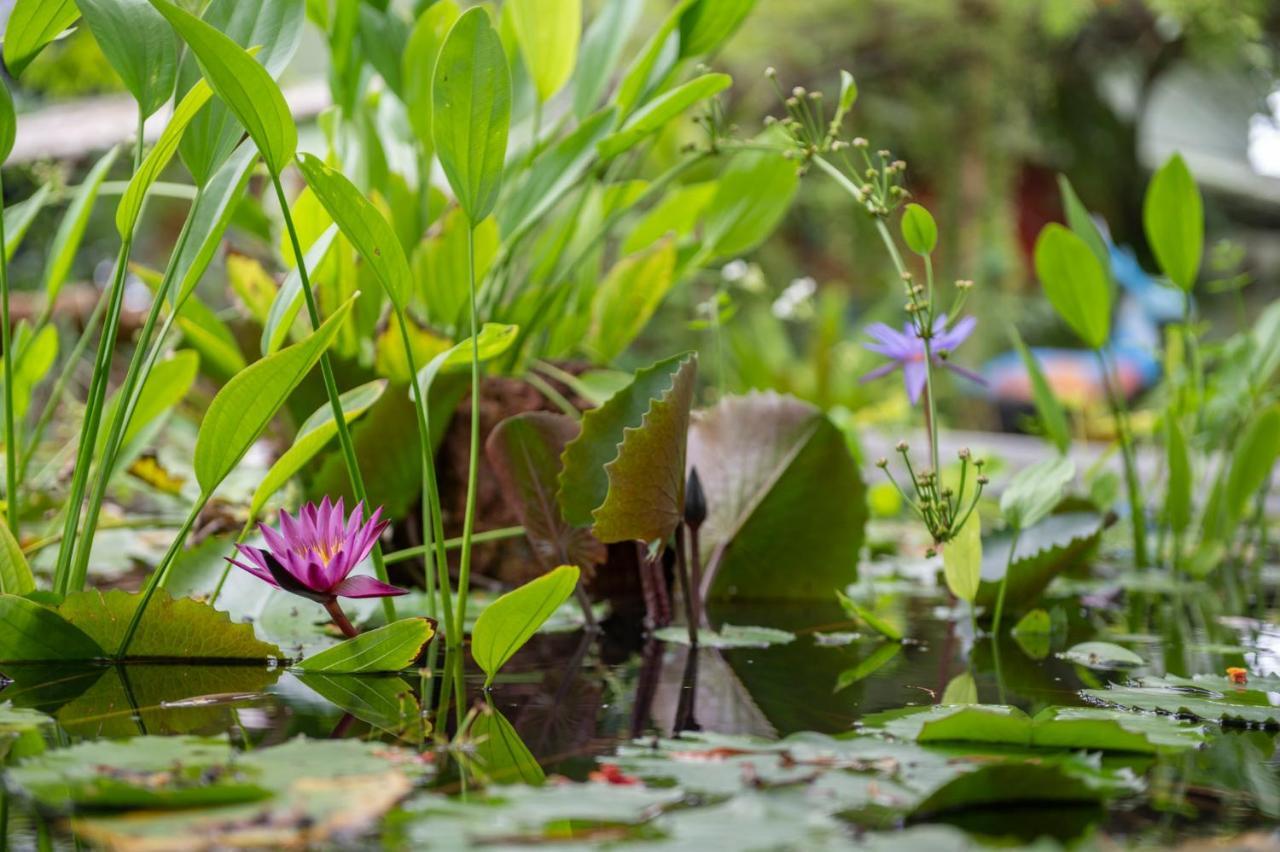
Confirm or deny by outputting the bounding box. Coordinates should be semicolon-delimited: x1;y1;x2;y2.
332;575;409;599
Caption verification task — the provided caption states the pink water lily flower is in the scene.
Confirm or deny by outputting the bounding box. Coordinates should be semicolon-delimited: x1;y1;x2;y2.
861;314;984;404
228;498;403;636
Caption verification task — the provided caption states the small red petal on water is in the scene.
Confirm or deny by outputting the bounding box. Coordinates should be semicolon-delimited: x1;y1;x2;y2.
1227;667;1248;685
588;764;640;785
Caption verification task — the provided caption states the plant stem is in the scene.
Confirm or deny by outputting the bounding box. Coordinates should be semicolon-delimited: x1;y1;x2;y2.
1095;348;1148;568
324;599;359;639
990;526;1021;639
399;311;455;643
116;496;206;658
0;169;16;538
453;223;482;643
51;112;147;597
67;188;203;592
382;526;525;563
271;173;395;624
674;525;698;645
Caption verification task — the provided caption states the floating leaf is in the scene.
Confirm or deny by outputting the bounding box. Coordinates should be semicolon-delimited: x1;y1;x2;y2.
1034;223;1111;349
3;0;80;77
296;153;413;310
688;392;866;601
149;0;297;175
653;624;795;649
249;380;386;520
1143;153;1203;291
193;297;353;495
1059;641;1145;670
298;673;424;740
899;203;937;255
942;512;981;603
1084;674;1280;726
507;0;580;102
78;0;177;118
432;6;511;222
296;618;435;674
472;565;580;687
485;412;605;572
0;596;104;662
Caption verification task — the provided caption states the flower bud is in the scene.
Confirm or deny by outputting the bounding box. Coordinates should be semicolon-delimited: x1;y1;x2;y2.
875;457;889;468
684;467;708;528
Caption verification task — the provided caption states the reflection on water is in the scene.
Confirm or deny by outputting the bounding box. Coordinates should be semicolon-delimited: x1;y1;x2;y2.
1;582;1278;847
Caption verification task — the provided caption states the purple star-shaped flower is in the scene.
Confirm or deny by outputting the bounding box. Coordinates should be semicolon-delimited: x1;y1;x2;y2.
861;314;984;404
228;498;404;635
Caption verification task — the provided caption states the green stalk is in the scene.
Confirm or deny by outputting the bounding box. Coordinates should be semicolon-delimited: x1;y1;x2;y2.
66;189;203;592
453;224;482;642
398;311;455;642
116;497;206;658
990;526;1021;638
271;173;395;624
383;526;524;563
0;170;16;537
1095;348;1149;568
51;113;147;596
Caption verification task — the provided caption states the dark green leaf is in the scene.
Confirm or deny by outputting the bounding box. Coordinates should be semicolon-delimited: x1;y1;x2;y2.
0;80;14;163
77;0;177;117
677;0;755;57
0;595;104;662
975;509;1109;609
432;6;511;222
298;673;424;740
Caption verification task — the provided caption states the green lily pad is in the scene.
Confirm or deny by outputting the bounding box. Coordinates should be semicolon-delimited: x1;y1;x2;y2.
652;624;796;648
0;703;52;762
1083;674;1280;726
1059;641;1145;670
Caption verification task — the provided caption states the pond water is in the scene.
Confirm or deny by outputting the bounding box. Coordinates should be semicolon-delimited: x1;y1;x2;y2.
2;562;1278;849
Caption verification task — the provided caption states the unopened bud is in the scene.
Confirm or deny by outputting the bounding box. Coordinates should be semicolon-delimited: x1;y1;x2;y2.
896;440;909;453
875;457;888;469
684;467;708;528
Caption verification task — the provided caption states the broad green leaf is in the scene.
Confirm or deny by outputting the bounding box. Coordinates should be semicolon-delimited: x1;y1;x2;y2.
942;513;981;603
622;180;717;255
1056;174;1109;274
501;107;614;238
43;146;119;304
4;184;54;261
0;522;35;595
835;589;902;641
572;0;642;118
899;203;936;256
298;673;424;740
176;0;305;184
149;0;297;176
412;322;518;402
0;596;104;662
1033;223;1111;349
470;705;545;785
1164;416;1192;534
0;80;14;163
485;412;605;572
117;79;214;237
508;0;580;102
1059;641;1144;669
585;239;678;363
1143;153;1202;291
402;0;461;151
169;143;259;305
432;6;511;222
1225;404;1280;525
57;589;281;661
472;565;580;686
3;0;79;77
295;153;412;310
677;0;756;57
249;379;386;519
77;0;177;117
597;73;730;161
976;509;1108;609
1009;325;1070;454
97;350;199;457
652;624;795;648
704;134;798;258
1000;457;1075;529
689;392;867;601
193;297;354;495
557;353;693;536
262;225;338;356
297;618;435;674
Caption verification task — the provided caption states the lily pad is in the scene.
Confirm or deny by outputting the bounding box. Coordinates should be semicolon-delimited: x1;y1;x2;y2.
652;624;796;649
1059;641;1145;670
975;509;1109;610
687;392;866;601
0;703;52;762
1083;674;1280;726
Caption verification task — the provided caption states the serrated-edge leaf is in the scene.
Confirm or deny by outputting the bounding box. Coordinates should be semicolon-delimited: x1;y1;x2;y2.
472;565;580;686
296;618;435;673
194;297;354;494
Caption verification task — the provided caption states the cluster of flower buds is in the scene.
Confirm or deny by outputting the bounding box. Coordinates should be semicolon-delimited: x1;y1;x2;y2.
876;445;986;549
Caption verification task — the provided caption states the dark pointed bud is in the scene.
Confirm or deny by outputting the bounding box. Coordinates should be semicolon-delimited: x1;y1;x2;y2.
684;467;708;528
